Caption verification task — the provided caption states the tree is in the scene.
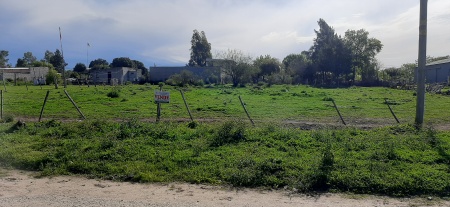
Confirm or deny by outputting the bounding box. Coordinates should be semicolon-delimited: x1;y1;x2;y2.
23;52;37;66
132;60;149;82
16;58;26;67
42;50;54;63
344;29;383;84
45;68;61;85
16;52;37;67
253;55;281;81
110;57;135;68
188;30;212;67
215;49;254;87
310;19;351;85
0;50;10;67
73;63;87;73
282;53;313;84
89;58;109;70
49;49;66;73
32;60;54;69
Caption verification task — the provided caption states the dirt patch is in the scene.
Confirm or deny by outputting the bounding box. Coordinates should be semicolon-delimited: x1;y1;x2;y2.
0;168;448;207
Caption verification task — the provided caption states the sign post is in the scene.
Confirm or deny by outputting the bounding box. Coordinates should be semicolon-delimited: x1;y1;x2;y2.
155;87;170;122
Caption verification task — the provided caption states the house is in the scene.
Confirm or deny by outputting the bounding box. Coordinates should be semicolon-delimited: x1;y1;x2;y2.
89;67;142;85
149;66;221;84
0;67;49;85
424;58;450;83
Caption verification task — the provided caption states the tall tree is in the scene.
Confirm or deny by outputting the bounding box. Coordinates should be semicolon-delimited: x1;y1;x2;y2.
89;58;109;70
42;50;54;63
215;49;253;87
23;52;37;66
0;50;9;67
110;57;135;68
16;52;37;67
188;30;212;67
49;49;66;73
344;29;383;83
310;19;351;85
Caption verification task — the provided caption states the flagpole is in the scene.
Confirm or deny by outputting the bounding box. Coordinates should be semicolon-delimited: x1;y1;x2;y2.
87;43;89;68
59;27;66;88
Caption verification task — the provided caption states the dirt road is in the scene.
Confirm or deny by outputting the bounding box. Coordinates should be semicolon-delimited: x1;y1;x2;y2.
0;168;448;207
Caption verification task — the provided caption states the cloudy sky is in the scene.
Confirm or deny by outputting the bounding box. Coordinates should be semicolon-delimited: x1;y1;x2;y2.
1;0;449;69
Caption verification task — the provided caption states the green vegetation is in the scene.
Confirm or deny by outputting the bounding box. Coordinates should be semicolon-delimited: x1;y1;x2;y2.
1;119;450;197
2;84;450;124
2;84;450;197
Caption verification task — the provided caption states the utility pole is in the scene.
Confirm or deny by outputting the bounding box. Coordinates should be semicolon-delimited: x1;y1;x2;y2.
415;0;428;127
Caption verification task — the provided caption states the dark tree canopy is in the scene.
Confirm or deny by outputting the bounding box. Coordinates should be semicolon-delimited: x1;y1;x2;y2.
309;19;352;85
282;53;313;84
133;60;148;77
42;50;54;63
132;60;147;70
16;52;37;67
49;49;66;73
188;30;212;67
89;58;109;70
16;58;26;67
0;50;9;67
73;63;87;73
110;57;135;68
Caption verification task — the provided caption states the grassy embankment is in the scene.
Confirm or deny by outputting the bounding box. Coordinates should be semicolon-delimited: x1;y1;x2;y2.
1;84;450;196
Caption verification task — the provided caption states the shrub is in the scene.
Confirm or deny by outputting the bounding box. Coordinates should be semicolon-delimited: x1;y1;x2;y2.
211;120;246;147
107;88;120;98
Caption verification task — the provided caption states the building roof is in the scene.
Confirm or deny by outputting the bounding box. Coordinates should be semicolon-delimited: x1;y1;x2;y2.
427;58;450;66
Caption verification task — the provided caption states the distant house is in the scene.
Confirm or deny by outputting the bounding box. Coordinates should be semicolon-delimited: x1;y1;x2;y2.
89;67;142;85
0;67;49;85
149;66;221;84
423;58;450;83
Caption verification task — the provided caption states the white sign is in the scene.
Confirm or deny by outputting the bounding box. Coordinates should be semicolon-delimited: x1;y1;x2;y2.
155;91;170;103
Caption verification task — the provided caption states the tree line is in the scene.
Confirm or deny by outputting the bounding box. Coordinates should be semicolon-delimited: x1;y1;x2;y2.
187;19;386;87
2;18;449;87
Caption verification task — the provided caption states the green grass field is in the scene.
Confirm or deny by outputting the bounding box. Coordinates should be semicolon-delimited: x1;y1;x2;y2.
2;83;450;125
1;83;450;197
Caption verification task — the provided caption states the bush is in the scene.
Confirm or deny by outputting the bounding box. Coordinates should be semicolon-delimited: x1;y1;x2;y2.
211;120;247;147
107;88;121;98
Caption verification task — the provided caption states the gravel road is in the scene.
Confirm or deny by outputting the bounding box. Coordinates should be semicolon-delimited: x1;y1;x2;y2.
1;168;448;207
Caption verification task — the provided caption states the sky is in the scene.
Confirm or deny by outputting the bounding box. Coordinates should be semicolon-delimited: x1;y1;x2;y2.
1;0;449;70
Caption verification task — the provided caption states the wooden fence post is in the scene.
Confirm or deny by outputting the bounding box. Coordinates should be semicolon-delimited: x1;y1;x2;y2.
39;91;50;122
331;99;346;126
156;85;162;122
2;76;6;92
385;98;400;123
180;90;194;122
1;90;3;120
64;90;86;120
239;96;255;126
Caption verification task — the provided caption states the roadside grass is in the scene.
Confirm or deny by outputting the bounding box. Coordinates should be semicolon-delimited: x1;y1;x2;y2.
2;84;450;124
1;119;450;197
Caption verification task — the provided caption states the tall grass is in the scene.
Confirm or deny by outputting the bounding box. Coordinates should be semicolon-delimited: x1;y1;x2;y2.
1;120;450;196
